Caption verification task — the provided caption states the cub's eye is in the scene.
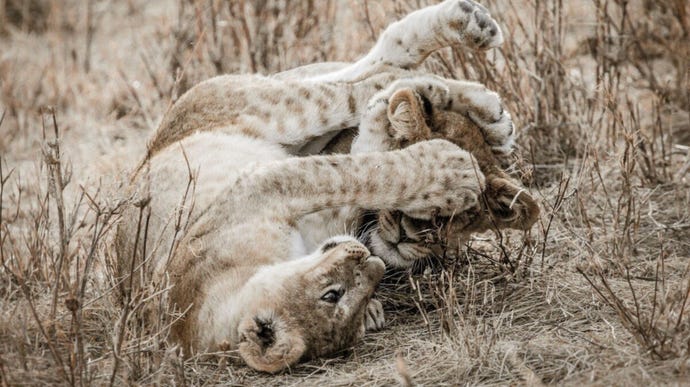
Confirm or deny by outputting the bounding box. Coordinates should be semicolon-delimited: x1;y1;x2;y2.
321;288;344;303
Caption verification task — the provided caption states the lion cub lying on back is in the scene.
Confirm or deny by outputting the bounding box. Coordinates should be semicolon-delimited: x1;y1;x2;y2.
117;0;535;373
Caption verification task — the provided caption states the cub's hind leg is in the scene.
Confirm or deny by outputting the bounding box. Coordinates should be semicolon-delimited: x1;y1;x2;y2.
368;0;504;67
311;0;504;82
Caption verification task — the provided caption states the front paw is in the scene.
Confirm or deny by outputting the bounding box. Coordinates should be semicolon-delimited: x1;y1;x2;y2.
400;140;485;218
365;298;385;331
469;108;515;155
448;84;515;154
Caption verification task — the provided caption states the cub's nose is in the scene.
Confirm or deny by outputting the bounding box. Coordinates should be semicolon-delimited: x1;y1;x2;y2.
320;236;370;262
342;242;370;262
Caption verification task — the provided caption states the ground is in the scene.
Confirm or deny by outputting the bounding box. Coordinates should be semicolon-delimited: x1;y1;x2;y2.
1;0;689;385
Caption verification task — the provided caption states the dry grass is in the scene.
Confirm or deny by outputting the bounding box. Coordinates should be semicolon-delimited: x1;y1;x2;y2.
1;0;690;385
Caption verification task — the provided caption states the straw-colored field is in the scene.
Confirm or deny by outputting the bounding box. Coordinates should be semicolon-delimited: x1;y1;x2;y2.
1;0;689;385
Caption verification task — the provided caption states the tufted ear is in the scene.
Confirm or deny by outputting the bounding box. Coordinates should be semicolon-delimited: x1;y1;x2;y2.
483;177;540;231
387;88;432;145
237;312;306;373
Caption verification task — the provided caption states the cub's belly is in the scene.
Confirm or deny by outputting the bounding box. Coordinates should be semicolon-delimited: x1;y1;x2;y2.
140;132;291;275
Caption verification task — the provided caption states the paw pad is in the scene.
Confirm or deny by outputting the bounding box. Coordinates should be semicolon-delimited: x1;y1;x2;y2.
448;0;504;49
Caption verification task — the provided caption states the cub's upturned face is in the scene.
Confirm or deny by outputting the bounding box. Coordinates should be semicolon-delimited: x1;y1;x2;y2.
237;237;385;373
388;89;539;234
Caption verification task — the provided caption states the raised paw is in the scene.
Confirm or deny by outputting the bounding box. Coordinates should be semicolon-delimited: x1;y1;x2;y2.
468;108;515;155
365;0;503;71
439;0;504;49
398;140;485;219
365;298;385;331
445;80;515;155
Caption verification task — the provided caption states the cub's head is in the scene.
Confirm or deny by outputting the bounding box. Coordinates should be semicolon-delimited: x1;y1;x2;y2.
383;86;539;239
236;237;384;373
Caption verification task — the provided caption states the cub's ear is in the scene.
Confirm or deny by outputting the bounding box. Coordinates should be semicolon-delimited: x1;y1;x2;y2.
238;312;305;373
483;177;540;231
387;88;432;145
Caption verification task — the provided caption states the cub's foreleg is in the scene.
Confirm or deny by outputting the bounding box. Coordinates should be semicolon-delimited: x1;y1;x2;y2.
196;140;485;231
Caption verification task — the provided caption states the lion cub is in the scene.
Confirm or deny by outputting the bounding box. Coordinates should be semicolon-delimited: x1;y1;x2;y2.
116;0;512;372
352;84;539;265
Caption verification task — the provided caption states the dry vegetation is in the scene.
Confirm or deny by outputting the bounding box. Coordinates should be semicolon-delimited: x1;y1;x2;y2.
1;0;689;385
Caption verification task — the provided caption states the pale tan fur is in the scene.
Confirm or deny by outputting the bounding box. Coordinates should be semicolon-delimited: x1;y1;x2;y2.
116;0;516;373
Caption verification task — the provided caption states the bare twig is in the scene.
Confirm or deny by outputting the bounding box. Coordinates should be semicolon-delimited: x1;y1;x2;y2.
84;0;95;73
41;108;70;334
